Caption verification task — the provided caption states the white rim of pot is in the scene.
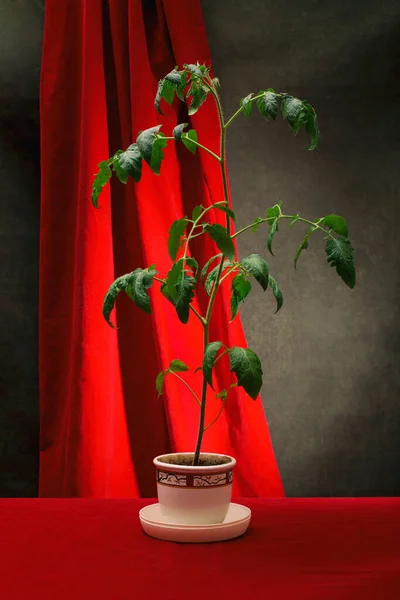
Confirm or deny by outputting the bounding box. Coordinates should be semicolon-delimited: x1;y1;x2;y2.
154;452;236;474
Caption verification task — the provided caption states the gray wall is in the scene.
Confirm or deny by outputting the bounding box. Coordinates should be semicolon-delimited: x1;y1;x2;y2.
0;0;399;497
0;0;43;496
202;0;400;496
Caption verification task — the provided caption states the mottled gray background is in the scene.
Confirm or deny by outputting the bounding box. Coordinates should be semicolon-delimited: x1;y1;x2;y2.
1;0;399;497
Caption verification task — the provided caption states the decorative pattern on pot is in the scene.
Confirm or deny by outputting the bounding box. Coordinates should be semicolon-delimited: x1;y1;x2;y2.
157;469;233;488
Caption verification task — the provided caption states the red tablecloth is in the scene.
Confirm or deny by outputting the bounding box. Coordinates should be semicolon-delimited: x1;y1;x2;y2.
1;498;399;599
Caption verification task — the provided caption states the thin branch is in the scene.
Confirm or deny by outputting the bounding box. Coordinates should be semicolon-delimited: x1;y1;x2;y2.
170;371;201;406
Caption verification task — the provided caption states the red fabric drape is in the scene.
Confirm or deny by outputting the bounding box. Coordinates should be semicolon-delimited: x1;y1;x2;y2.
39;0;284;498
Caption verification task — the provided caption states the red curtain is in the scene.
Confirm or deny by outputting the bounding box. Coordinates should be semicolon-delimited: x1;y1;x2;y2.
39;0;284;498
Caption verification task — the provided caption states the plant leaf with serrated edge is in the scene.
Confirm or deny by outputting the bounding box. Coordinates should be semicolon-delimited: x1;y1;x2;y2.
155;68;186;114
92;160;112;208
205;261;231;295
125;268;157;314
252;217;264;232
325;235;356;288
184;63;204;78
290;213;300;226
205;224;235;262
201;254;223;282
257;90;278;121
168;218;188;261
294;227;313;268
231;274;252;321
267;217;279;255
186;81;209;116
182;130;198;154
173;123;188;140
214;204;236;221
192;205;203;221
185;257;199;278
320;214;348;237
150;132;168;175
169;359;189;372
165;260;183;301
240;93;254;117
203;341;223;387
304;103;320;150
112;151;129;184
136;126;161;165
229;347;263;400
241;254;269;291
281;95;304;134
156;370;167;396
268;275;283;313
175;275;196;324
103;267;157;327
116;144;142;183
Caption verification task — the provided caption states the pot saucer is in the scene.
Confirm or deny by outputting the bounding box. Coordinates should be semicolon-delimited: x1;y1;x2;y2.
139;502;251;543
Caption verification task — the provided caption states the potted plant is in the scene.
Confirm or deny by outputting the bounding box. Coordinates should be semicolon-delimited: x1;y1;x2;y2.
92;63;355;529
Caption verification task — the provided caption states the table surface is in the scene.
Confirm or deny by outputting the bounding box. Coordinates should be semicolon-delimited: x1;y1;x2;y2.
1;498;399;600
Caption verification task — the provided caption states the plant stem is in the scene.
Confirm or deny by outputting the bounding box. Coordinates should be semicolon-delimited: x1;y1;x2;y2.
232;215;336;240
162;136;221;162
170;371;201;406
204;397;227;431
193;85;231;465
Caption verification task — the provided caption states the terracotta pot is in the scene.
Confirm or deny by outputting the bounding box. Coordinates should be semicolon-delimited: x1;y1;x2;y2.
153;452;236;525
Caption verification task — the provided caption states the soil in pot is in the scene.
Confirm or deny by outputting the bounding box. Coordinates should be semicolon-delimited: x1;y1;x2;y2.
158;453;232;467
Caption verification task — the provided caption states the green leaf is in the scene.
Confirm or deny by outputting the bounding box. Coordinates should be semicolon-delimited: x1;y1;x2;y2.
192;205;203;221
320;214;348;237
240;93;254;117
161;282;176;305
116;144;143;183
203;341;223;387
304;103;320;150
229;347;263;400
231;274;252;321
257;90;278;121
294;228;313;269
325;235;356;288
155;370;167;396
124;268;157;314
182;130;198;154
151;133;168;175
290;213;300;226
169;359;190;373
281;95;305;134
155;68;186;114
168;218;188;261
112;151;129;184
165;260;182;301
214;204;236;221
268;275;283;313
173;123;188;140
205;261;231;295
184;63;205;78
205;224;235;262
186;81;209;115
267;218;279;255
92;160;112;208
241;254;269;290
102;267;157;327
185;257;199;278
252;217;264;232
136;126;167;175
266;203;281;220
201;254;223;283
175;275;196;324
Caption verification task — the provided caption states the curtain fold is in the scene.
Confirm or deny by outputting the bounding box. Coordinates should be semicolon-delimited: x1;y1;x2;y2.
39;0;284;498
